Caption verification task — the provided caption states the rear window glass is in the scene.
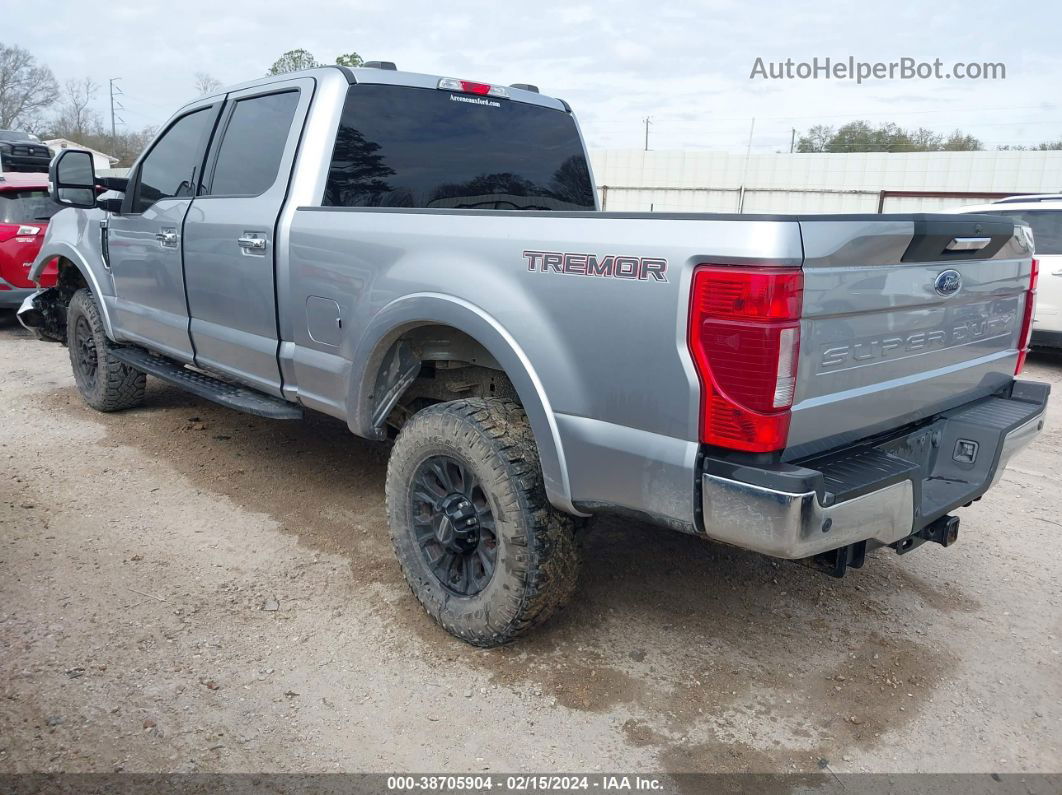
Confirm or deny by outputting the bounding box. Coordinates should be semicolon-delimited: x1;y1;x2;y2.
324;84;595;211
0;189;59;224
209;90;299;197
997;210;1062;255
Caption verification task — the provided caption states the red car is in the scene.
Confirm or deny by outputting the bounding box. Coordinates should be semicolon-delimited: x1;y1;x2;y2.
0;172;59;310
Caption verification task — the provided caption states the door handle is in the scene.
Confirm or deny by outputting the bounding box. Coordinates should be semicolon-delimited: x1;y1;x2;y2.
237;234;267;251
155;228;178;248
1051;268;1062;277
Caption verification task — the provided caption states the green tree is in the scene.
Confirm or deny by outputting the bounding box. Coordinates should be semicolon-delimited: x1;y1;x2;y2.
267;49;320;75
797;120;983;153
827;121;912;152
909;127;943;151
941;130;982;151
999;139;1062;151
335;51;364;68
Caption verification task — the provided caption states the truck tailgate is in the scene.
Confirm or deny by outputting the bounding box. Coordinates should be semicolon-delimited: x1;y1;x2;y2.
786;215;1034;458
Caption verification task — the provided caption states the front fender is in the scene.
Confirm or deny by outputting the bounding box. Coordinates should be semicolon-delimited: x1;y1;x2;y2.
348;292;583;516
31;208;115;338
33;243;116;339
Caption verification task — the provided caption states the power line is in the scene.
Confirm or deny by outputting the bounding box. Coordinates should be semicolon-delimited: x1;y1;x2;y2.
109;78;125;143
589;117;1062;132
118;90;175;111
590;104;1059;125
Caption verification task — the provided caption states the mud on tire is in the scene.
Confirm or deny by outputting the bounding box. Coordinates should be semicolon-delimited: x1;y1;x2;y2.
67;288;146;412
386;398;580;647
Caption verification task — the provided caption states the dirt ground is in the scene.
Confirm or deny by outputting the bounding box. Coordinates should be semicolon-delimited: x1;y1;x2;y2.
1;310;1059;776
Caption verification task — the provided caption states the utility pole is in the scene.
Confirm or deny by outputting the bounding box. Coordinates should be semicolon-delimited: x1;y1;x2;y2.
790;127;796;154
738;117;756;213
643;116;651;151
108;78;124;148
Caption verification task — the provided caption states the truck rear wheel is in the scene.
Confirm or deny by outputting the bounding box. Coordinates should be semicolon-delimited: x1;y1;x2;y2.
386;398;580;646
67;288;146;412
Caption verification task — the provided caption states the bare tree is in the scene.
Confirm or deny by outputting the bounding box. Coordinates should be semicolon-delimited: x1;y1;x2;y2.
0;43;59;130
194;72;222;95
795;124;834;153
53;77;101;139
107;126;157;166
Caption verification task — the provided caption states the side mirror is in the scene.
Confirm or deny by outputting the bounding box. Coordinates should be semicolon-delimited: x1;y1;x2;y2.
97;197;124;213
50;149;97;209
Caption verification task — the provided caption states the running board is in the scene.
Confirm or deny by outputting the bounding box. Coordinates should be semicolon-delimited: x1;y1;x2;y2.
110;346;303;420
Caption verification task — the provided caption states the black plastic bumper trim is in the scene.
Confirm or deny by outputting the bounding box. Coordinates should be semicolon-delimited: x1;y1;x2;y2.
701;379;1049;531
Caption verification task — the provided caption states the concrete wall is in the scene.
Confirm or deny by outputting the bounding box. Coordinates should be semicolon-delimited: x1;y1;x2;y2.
588;149;1062;214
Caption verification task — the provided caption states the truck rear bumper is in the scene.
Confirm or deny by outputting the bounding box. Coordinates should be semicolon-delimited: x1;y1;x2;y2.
700;380;1048;559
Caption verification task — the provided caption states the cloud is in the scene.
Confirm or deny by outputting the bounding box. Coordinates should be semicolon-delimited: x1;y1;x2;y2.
5;0;1060;151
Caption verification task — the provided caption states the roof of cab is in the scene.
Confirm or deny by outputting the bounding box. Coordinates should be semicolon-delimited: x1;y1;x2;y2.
955;198;1062;214
187;64;568;114
993;194;1062;204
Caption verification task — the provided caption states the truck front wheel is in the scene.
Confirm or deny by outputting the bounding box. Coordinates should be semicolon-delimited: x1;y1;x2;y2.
386;398;580;646
67;288;146;412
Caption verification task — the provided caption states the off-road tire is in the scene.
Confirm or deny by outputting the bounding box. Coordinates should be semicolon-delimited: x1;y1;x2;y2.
386;398;580;646
67;288;146;412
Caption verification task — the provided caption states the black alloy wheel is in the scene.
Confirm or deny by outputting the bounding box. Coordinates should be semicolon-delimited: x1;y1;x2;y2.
72;314;98;390
410;454;498;596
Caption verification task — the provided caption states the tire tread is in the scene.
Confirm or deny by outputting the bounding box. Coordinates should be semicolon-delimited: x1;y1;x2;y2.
386;398;580;647
67;289;146;412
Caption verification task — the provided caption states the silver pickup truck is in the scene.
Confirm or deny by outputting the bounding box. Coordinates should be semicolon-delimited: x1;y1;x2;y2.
20;64;1048;646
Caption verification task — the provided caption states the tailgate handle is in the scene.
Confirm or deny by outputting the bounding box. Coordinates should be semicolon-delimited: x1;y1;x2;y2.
945;237;991;252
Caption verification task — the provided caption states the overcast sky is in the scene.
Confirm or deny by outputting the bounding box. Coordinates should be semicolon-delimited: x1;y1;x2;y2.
8;0;1062;152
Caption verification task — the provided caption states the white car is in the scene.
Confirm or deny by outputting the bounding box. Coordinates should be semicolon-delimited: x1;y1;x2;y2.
954;195;1062;347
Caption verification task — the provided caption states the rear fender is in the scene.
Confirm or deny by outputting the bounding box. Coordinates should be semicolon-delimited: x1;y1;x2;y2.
348;293;582;515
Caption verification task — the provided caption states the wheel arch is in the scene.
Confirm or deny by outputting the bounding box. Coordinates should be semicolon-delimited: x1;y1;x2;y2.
348;293;582;515
38;244;116;339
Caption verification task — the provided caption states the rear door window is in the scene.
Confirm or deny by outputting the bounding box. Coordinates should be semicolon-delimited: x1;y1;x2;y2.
324;84;595;210
0;190;59;223
208;91;300;197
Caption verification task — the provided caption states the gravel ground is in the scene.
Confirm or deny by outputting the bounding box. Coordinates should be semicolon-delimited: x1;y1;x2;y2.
1;310;1059;775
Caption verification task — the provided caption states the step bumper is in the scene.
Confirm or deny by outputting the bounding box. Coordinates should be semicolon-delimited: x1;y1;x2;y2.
700;380;1049;559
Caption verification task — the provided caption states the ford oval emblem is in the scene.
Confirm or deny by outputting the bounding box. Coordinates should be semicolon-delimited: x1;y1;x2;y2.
934;269;962;297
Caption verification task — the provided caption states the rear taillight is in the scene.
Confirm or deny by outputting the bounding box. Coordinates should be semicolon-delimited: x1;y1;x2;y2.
1015;257;1039;375
688;266;803;452
0;224;41;241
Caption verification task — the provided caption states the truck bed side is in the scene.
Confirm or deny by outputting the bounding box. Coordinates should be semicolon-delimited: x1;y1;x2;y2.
285;209;803;526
